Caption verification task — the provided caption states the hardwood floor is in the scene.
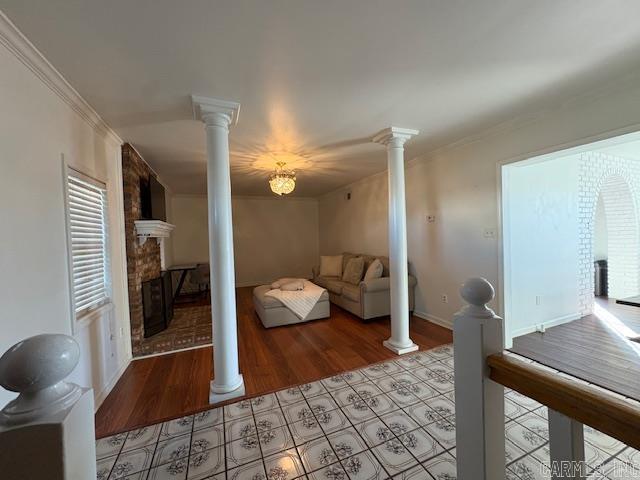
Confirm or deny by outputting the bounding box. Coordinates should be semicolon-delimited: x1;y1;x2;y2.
95;287;453;437
511;297;640;402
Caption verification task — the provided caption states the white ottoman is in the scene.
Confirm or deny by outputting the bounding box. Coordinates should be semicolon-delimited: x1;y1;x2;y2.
253;284;330;328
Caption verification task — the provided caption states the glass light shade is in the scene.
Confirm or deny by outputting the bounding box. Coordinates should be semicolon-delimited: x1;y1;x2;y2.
269;162;296;195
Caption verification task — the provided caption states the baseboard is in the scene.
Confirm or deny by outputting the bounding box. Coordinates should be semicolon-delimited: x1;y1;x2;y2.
133;342;213;360
94;358;130;412
235;281;267;288
510;312;581;338
414;310;453;330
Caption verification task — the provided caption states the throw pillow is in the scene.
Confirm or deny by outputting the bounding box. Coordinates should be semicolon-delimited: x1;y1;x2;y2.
342;256;365;285
281;280;304;291
320;255;343;277
271;278;294;289
364;258;384;281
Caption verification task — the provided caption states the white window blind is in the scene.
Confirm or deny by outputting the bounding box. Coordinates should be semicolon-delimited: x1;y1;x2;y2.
66;170;110;315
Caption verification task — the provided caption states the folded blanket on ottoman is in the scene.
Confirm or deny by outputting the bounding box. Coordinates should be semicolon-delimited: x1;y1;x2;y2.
264;279;326;319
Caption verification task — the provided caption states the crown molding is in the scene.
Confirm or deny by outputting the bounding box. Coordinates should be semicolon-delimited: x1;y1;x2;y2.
0;11;122;146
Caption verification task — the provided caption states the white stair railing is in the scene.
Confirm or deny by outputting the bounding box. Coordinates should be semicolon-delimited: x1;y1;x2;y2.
453;277;506;480
0;334;96;479
454;277;590;480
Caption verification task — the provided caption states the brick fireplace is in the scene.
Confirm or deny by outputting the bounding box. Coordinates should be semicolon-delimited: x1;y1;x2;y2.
122;143;163;356
122;143;212;357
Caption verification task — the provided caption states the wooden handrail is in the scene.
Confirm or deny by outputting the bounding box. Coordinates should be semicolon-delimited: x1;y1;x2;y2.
489;352;640;450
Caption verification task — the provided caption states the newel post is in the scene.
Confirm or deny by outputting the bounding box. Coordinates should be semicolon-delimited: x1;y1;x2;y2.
0;334;97;479
454;278;505;480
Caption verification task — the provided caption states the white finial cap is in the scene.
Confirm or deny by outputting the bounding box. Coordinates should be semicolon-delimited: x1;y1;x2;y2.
0;334;81;426
460;277;495;307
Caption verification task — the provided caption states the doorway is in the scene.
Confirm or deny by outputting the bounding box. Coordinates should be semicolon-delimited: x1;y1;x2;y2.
501;131;640;346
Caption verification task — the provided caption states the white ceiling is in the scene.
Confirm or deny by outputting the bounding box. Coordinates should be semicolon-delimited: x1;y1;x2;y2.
3;1;640;196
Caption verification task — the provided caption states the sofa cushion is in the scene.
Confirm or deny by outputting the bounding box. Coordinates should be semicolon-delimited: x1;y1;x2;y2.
342;253;357;273
364;258;383;281
320;255;343;277
341;283;361;302
342;257;364;285
326;279;346;295
313;275;338;289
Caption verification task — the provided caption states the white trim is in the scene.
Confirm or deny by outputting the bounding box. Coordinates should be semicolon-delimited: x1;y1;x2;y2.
76;302;114;330
134;220;175;245
93;358;131;411
133;343;213;360
112;150;133;360
414;310;453;330
0;11;122;146
509;313;581;339
62;157;77;333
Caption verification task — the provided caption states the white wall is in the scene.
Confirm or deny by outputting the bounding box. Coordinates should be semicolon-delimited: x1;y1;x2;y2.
170;195;210;265
319;175;389;257
171;195;320;287
502;156;580;340
318;71;640;331
0;25;130;408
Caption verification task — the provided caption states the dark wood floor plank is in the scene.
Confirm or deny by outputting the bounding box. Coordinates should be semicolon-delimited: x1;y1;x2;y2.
95;287;452;437
511;298;640;401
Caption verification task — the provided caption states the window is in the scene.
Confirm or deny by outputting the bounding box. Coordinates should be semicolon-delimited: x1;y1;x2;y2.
65;168;110;317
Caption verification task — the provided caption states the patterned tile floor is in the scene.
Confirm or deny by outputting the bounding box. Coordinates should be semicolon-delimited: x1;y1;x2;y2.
95;344;639;479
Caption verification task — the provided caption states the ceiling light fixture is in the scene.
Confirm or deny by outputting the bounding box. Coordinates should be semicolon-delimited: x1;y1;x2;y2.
269;161;296;195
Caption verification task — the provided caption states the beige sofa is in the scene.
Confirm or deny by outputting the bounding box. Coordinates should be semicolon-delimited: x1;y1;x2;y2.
312;253;417;321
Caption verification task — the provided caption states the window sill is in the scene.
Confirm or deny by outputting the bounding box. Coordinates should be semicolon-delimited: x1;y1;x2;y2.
76;301;114;330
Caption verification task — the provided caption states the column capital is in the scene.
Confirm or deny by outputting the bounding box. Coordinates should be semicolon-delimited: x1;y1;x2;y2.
372;127;419;147
191;95;241;127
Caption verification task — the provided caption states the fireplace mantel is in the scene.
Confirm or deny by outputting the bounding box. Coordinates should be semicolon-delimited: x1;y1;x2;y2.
134;220;175;246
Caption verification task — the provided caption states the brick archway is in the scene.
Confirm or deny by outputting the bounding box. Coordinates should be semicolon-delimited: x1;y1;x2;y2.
578;153;640;314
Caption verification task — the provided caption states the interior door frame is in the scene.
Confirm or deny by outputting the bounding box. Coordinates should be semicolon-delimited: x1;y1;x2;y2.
496;125;640;348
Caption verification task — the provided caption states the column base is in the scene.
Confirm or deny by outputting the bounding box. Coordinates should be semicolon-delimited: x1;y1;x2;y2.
209;375;245;404
383;339;419;355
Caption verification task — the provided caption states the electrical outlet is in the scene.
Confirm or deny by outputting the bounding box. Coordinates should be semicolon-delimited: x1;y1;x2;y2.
427;215;436;223
119;327;125;338
535;295;541;306
441;294;448;304
483;227;496;238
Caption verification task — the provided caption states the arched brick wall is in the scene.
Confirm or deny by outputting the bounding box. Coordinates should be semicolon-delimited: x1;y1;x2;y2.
599;175;640;299
578;152;640;314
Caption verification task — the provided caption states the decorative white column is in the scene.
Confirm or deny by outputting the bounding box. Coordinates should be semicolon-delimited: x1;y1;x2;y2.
454;278;506;480
0;334;96;479
192;95;245;403
373;127;419;355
